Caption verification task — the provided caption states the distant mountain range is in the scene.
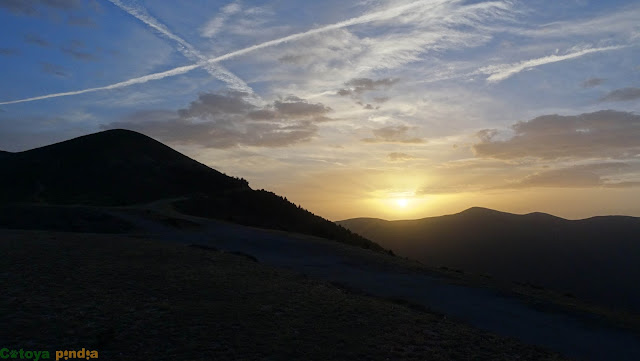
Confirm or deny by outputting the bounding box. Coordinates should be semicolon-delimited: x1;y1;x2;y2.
0;129;382;251
338;207;640;312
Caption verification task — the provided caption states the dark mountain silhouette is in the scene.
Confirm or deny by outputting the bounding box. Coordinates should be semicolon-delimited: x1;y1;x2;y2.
338;207;640;312
0;129;248;205
0;129;381;251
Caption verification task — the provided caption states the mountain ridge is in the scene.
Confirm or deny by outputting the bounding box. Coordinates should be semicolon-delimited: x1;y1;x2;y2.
0;129;383;251
339;206;636;224
338;208;640;312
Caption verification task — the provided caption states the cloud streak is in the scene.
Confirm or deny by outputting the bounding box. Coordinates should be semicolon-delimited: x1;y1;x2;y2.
363;125;424;144
201;1;241;38
505;163;640;189
478;45;627;83
0;63;200;105
106;0;253;94
0;0;452;105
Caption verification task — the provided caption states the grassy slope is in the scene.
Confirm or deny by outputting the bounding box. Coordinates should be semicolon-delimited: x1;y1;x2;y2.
0;230;564;361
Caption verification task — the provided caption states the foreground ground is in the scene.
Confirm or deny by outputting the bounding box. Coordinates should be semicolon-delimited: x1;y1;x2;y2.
1;230;563;361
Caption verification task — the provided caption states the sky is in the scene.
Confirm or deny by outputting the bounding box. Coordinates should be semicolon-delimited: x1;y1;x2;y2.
1;0;639;221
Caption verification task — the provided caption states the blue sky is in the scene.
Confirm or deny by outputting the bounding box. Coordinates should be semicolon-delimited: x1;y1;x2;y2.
1;0;639;220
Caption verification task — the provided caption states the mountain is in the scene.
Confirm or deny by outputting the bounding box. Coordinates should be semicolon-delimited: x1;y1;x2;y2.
0;129;382;251
0;129;248;205
338;207;640;312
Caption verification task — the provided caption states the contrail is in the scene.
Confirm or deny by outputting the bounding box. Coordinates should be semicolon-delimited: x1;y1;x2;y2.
201;0;453;65
106;0;253;94
0;64;200;105
0;0;447;105
478;45;627;83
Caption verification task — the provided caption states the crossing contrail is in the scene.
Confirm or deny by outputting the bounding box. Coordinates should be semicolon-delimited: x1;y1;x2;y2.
106;0;254;94
0;0;447;105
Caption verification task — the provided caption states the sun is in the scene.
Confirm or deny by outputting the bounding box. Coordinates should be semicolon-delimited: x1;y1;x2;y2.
395;198;409;208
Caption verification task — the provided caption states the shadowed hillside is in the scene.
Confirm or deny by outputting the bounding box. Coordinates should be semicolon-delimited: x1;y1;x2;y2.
338;207;640;312
0;129;382;251
0;230;565;361
0;129;248;205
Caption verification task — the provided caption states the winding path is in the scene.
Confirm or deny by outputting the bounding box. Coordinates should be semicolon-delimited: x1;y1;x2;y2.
114;205;640;361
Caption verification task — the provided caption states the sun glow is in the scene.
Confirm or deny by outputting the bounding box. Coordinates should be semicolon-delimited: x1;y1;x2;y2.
395;198;409;208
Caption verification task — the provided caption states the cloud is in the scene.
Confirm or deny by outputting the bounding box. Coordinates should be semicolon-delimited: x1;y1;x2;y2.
200;1;242;38
600;87;640;102
518;5;640;40
24;34;50;47
473;110;640;160
61;40;96;61
178;93;332;121
107;0;253;94
0;62;201;105
338;78;399;97
363;125;424;144
506;163;640;189
0;0;508;105
581;77;606;88
102;91;331;148
66;16;95;27
338;78;398;109
273;96;332;121
178;91;255;117
387;152;415;162
477;45;626;83
278;54;307;64
0;0;81;16
41;63;69;77
0;48;19;56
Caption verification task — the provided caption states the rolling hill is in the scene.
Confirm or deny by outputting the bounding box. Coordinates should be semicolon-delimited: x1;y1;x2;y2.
0;129;381;251
338;207;640;312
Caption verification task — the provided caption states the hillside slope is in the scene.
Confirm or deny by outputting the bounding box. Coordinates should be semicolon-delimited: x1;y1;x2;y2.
338;207;640;312
0;129;248;205
0;230;565;361
0;129;381;251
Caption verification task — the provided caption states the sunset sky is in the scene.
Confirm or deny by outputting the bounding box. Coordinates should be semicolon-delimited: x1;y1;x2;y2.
1;0;639;220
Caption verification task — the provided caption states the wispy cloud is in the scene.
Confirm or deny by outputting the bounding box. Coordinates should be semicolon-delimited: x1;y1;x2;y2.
581;77;606;88
362;125;424;144
519;4;640;40
24;33;50;47
66;15;96;27
61;40;97;61
0;63;200;105
1;0;457;105
0;0;81;16
477;45;627;83
600;87;640;102
106;0;253;94
505;163;640;189
200;1;241;38
0;48;20;56
41;62;69;77
387;152;415;162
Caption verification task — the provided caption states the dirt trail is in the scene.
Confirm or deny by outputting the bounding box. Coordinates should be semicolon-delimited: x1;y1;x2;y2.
114;206;640;361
